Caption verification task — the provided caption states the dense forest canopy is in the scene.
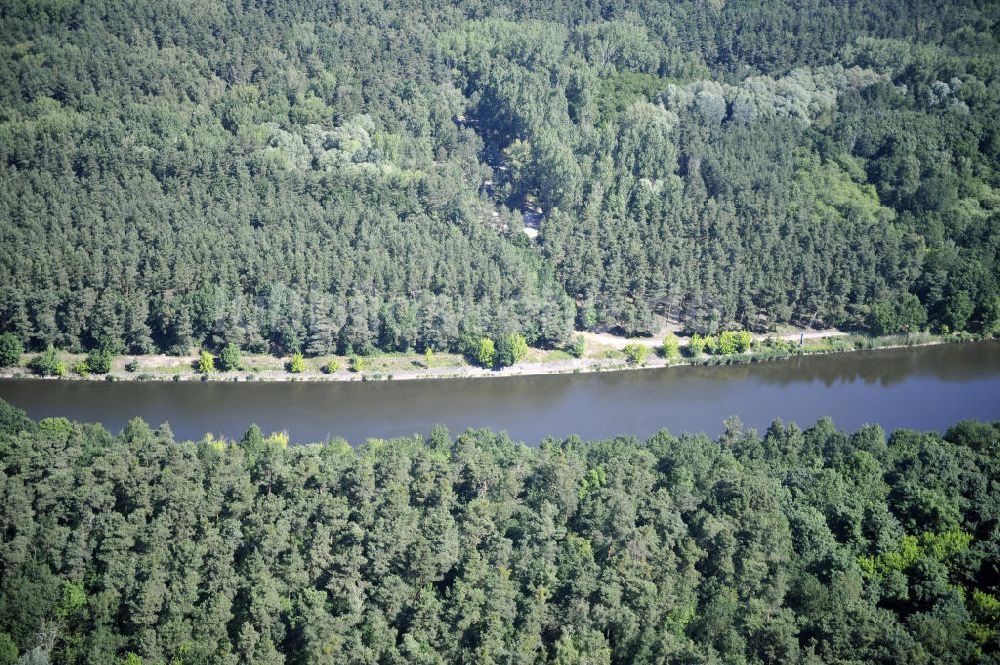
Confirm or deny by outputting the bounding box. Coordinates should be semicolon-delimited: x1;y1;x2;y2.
0;0;998;355
0;400;998;663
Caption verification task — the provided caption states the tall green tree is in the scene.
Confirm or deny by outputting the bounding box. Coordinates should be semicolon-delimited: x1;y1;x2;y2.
218;343;243;372
0;334;22;368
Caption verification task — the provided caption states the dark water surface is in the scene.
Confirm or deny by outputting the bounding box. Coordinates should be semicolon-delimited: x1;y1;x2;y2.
2;342;999;444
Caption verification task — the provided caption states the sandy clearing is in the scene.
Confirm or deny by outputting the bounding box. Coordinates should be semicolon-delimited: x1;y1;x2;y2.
581;328;848;351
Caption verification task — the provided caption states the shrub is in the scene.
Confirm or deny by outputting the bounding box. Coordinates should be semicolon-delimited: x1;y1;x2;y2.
349;356;366;372
567;334;586;358
623;343;649;366
288;352;305;373
28;346;65;376
85;348;113;374
72;360;90;376
760;337;795;355
0;333;23;367
125;358;140;372
322;359;340;374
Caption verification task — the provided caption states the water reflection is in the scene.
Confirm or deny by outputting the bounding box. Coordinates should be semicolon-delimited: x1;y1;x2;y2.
669;341;1000;388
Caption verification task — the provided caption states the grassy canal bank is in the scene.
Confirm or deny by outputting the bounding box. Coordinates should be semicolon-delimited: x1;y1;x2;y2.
0;330;994;384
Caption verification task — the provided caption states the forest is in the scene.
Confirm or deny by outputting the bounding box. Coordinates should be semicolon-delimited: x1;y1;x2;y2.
1;0;999;357
0;399;997;664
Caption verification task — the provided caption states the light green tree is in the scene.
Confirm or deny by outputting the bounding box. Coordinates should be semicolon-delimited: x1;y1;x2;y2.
735;330;753;353
0;632;16;665
477;338;496;368
288;352;305;373
623;343;648;365
687;333;705;357
57;581;86;621
662;334;680;361
511;333;529;363
718;331;739;355
198;350;215;374
703;335;719;355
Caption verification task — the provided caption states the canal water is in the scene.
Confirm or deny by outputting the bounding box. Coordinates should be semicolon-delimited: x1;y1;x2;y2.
1;342;998;444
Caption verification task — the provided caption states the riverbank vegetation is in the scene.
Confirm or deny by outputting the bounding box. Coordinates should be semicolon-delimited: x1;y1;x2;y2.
1;0;999;362
0;330;995;383
0;400;997;663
